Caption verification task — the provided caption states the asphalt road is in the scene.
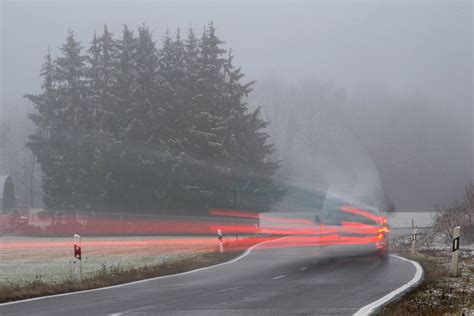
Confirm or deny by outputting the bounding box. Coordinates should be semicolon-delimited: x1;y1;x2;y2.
0;236;420;315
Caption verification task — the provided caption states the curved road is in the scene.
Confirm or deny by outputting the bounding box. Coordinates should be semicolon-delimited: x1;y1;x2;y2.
0;237;421;315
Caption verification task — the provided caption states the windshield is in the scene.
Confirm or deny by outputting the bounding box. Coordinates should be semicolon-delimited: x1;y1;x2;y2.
321;207;381;226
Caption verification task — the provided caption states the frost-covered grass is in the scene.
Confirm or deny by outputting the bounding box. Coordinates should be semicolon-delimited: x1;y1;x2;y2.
0;236;270;303
0;235;217;284
0;250;233;303
381;230;474;315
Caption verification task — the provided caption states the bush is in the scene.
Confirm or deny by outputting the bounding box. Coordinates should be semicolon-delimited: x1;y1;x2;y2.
432;182;474;243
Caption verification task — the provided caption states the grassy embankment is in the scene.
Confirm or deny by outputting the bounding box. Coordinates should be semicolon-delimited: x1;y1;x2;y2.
379;247;473;315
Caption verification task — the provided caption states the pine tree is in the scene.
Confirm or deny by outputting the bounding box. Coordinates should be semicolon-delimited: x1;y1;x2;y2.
26;48;59;210
222;49;280;211
196;23;280;211
185;23;227;159
159;29;187;147
86;26;118;211
164;23;280;212
100;25;138;210
107;25;135;137
27;31;92;212
55;30;90;211
123;24;166;211
27;23;282;215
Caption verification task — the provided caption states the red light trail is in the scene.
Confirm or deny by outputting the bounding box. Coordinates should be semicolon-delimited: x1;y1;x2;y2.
1;206;389;255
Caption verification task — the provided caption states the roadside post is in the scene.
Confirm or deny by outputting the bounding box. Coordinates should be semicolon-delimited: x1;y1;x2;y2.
411;219;417;255
450;226;461;277
217;229;224;254
73;233;82;281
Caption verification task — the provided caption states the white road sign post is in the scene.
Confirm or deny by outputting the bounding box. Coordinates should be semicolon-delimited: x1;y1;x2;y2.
217;229;224;254
73;234;82;281
411;219;417;255
450;226;461;277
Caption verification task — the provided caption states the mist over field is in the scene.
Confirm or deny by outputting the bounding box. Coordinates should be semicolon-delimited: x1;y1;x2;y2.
1;1;472;212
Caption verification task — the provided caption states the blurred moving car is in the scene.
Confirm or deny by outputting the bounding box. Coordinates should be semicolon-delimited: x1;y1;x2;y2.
314;202;389;259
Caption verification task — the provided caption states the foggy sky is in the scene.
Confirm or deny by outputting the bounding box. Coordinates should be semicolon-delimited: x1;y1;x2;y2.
1;0;472;211
2;1;471;99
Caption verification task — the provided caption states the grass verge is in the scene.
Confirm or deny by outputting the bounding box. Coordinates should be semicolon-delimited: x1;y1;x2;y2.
378;249;474;315
0;237;272;303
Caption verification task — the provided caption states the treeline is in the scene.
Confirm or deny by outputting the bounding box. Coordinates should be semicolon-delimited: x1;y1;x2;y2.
26;23;281;215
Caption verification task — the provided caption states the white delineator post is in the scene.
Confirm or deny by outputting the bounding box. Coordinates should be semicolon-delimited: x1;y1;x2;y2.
411;219;417;255
217;229;223;254
73;234;82;281
450;226;461;277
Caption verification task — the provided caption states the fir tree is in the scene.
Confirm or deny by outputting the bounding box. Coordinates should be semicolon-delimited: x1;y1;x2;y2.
102;25;137;210
124;25;166;211
54;30;90;210
86;26;118;211
27;23;282;215
26;48;59;210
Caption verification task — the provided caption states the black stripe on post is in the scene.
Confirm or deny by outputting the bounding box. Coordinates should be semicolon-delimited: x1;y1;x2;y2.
452;237;460;252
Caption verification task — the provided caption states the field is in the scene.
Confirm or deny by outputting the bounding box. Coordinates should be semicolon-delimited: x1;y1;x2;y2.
0;235;219;284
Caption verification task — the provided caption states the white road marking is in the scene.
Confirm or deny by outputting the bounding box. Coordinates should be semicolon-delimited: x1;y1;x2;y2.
272;275;287;280
300;267;308;271
0;237;287;308
216;287;238;293
0;239;423;316
353;255;423;316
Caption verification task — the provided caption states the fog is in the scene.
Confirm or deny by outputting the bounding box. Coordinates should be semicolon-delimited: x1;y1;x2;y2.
1;0;472;211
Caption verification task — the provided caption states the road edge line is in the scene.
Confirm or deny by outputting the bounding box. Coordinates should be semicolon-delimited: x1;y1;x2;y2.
0;236;284;307
353;254;424;316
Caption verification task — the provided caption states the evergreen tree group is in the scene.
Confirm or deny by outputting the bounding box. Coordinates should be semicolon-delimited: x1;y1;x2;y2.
26;23;280;215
